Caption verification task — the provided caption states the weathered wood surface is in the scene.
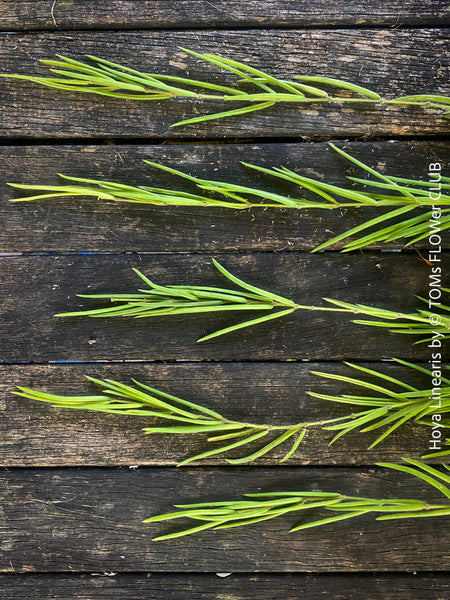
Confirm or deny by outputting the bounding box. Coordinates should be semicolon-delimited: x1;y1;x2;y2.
2;573;450;600
1;2;449;589
1;253;443;362
2;141;448;253
0;362;435;467
2;1;449;30
1;30;448;139
1;467;449;573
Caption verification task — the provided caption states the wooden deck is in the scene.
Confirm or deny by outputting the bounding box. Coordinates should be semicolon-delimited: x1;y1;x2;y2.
1;2;449;598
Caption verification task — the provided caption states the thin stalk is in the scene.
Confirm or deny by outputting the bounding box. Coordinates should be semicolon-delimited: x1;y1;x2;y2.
145;459;450;540
12;374;368;466
8;144;450;251
14;359;450;464
55;259;450;344
1;49;449;127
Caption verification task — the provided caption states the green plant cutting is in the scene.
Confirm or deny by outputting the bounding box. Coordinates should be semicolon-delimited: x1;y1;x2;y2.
14;359;449;463
1;49;449;126
55;259;450;343
9;145;450;251
5;45;450;553
145;459;450;540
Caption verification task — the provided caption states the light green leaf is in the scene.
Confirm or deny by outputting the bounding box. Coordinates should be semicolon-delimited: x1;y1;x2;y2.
172;101;275;127
197;308;295;343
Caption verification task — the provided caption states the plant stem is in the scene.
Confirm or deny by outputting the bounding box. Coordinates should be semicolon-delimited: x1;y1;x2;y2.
9;144;450;251
145;459;450;540
1;50;449;128
14;359;450;464
55;260;450;344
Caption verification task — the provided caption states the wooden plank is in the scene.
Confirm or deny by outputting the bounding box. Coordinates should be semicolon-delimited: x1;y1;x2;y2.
2;141;448;253
0;362;436;467
1;466;449;572
1;30;448;139
2;1;449;30
2;573;450;600
0;252;443;362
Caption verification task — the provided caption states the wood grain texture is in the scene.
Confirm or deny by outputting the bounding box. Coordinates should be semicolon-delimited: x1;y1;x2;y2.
1;1;449;30
1;252;444;362
1;4;449;589
1;30;448;139
1;362;436;467
1;467;449;573
2;141;449;253
2;573;449;600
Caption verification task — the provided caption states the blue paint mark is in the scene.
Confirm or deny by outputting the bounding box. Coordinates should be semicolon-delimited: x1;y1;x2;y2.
50;360;86;364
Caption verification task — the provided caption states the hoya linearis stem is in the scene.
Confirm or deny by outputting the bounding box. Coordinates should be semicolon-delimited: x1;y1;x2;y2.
9;145;450;251
1;49;449;127
14;359;450;465
55;260;450;344
146;460;450;540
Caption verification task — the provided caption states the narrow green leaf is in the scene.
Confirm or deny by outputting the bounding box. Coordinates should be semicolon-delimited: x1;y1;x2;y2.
172;101;275;127
376;461;450;500
290;510;369;532
143;424;244;435
392;358;450;385
152;520;224;541
131;380;224;420
294;76;381;99
144;508;231;523
280;428;307;462
391;94;450;104
401;458;450;486
377;508;450;520
207;428;258;442
212;259;294;305
330;144;415;201
197;308;295;343
226;426;303;464
312;205;415;252
367;405;428;449
344;362;418;391
310;370;404;398
176;429;268;466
